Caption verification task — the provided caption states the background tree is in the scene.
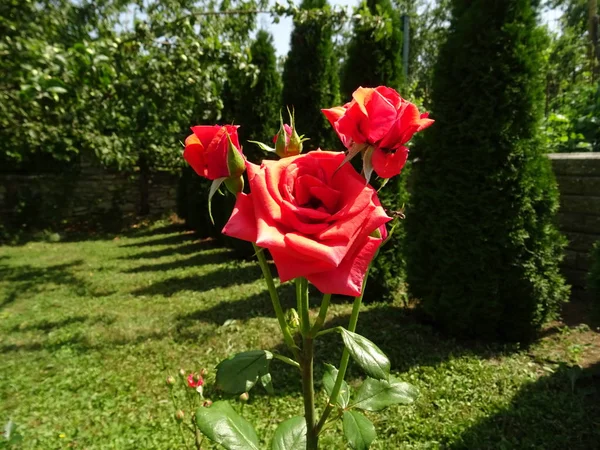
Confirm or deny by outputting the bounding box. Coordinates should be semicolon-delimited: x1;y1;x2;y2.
340;0;407;301
222;29;282;163
282;0;340;150
341;0;403;98
405;0;568;342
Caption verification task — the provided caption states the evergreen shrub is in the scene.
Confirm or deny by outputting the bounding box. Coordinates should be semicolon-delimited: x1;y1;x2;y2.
405;0;569;342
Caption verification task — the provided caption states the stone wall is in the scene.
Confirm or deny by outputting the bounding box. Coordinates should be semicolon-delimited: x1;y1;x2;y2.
0;164;178;231
549;153;600;298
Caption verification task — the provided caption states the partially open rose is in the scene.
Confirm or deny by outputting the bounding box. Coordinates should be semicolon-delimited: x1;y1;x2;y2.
222;151;391;296
184;125;243;180
322;86;434;178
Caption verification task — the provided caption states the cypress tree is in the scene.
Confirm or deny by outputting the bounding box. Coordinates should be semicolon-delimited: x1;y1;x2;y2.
405;0;569;342
238;30;282;163
340;0;406;302
341;0;403;98
282;0;340;150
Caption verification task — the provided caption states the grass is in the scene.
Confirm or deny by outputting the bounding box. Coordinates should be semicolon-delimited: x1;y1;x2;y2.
1;219;599;449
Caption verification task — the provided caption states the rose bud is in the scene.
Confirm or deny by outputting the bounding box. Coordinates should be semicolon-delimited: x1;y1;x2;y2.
285;309;300;330
200;368;208;377
239;392;250;402
183;125;245;180
175;410;185;422
166;376;176;387
273;108;308;158
178;368;186;378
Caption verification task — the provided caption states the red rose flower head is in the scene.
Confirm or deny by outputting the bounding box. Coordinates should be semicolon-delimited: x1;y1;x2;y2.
187;373;204;389
322;86;434;179
183;125;244;180
222;151;391;296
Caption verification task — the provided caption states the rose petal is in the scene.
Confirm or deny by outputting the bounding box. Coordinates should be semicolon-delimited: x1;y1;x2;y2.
307;235;383;296
222;193;257;242
371;146;409;179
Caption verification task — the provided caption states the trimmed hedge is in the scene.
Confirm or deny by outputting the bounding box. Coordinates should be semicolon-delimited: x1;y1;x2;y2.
405;0;568;342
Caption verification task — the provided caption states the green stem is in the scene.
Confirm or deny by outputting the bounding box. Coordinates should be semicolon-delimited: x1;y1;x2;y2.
315;273;369;435
169;390;190;450
273;353;301;369
301;335;318;450
309;293;332;336
253;244;299;359
297;277;310;335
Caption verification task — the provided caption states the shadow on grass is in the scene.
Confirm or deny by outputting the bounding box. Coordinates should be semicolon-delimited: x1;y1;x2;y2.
119;231;198;248
450;362;600;450
124;250;237;273
0;259;93;310
119;239;219;260
9;313;117;333
131;264;264;297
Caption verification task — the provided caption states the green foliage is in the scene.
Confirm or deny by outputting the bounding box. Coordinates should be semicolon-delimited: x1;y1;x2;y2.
367;165;411;303
406;0;569;342
543;0;600;152
195;401;260;450
589;240;600;302
341;0;403;98
222;30;282;164
271;416;307;450
0;0;262;172
342;410;376;450
282;0;340;150
215;350;273;394
339;328;390;380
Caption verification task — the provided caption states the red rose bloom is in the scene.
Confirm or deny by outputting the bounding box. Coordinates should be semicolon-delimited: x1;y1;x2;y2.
322;86;434;178
183;125;243;180
187;373;204;388
222;151;391;296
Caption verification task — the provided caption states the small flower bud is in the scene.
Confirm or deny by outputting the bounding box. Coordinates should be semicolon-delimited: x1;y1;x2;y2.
203;400;213;407
224;174;244;195
175;410;185;422
166;376;176;387
200;368;208;377
179;368;186;378
239;392;250;402
285;309;300;330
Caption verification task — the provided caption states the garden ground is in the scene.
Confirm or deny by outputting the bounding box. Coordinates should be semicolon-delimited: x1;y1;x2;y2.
1;219;599;449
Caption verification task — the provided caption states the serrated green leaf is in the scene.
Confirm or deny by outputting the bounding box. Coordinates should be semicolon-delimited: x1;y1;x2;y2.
340;329;390;380
352;377;418;411
343;411;376;450
271;416;306;450
196;401;259;450
322;363;350;408
216;350;273;394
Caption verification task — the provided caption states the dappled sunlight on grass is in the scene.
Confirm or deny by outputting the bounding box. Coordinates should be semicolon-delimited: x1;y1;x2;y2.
0;219;598;449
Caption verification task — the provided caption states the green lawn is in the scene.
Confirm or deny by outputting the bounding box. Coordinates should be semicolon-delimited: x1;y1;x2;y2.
1;220;598;449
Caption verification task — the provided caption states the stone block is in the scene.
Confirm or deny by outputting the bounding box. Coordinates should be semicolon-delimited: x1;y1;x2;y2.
564;231;600;252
